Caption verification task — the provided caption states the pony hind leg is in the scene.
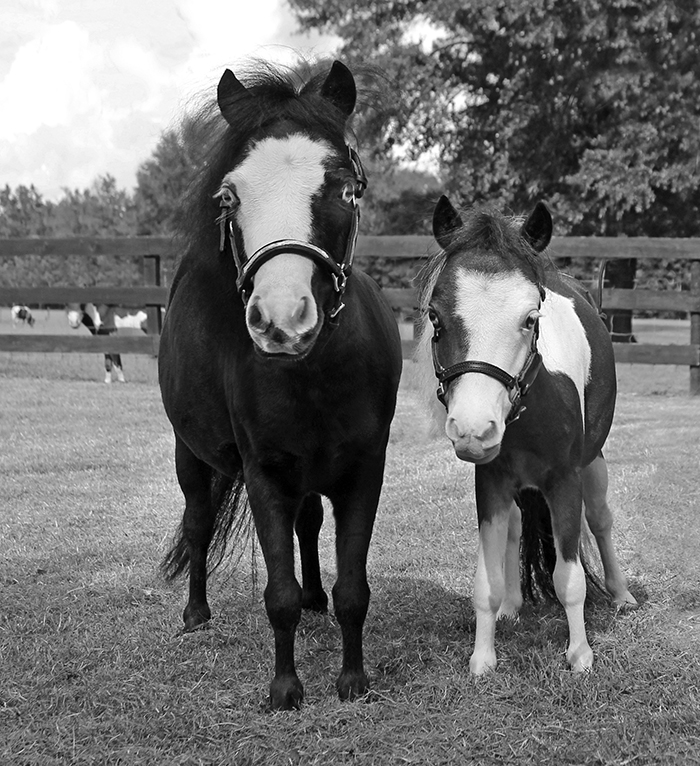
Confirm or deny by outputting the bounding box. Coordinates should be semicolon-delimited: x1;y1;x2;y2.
163;437;217;630
496;501;523;621
295;493;328;613
582;454;637;608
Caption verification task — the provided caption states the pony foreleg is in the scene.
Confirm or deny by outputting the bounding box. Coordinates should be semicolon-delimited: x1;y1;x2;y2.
295;493;328;612
582;455;637;608
549;476;593;672
329;463;384;701
470;510;510;674
552;545;592;671
496;501;523;620
247;474;303;710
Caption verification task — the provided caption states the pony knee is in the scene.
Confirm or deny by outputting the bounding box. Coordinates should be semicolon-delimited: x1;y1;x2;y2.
264;581;303;632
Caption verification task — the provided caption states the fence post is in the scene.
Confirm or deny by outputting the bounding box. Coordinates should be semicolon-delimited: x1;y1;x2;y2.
142;255;162;337
691;259;700;396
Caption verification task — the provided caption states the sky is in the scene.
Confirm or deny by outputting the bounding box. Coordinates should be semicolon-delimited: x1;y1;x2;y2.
0;0;339;200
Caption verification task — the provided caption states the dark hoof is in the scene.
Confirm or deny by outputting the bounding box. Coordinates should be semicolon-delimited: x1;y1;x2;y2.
301;588;328;613
269;674;304;711
336;670;369;701
183;602;211;631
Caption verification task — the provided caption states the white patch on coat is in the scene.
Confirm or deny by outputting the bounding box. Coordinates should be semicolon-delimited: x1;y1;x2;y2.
537;288;591;423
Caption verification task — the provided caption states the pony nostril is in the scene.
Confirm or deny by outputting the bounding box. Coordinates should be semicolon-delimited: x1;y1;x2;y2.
293;296;312;327
247;299;268;332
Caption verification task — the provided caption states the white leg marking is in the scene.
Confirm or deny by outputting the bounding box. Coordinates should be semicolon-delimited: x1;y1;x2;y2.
553;541;593;671
583;456;637;608
470;515;510;674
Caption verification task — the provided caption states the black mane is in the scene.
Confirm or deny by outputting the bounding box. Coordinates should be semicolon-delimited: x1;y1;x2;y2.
417;207;548;310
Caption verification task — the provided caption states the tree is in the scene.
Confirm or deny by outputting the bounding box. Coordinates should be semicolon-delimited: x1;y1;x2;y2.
134;116;210;236
53;175;137;238
0;178;141;287
290;0;700;336
0;185;54;237
290;0;700;237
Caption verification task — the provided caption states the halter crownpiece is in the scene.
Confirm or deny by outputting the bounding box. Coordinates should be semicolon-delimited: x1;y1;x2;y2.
216;144;365;319
430;292;545;425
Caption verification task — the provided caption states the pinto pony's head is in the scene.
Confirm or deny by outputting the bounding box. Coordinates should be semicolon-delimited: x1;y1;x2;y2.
188;59;366;358
416;196;552;463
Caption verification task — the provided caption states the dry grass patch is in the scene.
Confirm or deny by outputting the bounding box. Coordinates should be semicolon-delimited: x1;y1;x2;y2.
1;358;699;765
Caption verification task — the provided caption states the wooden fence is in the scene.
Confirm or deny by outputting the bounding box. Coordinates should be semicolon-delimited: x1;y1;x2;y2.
1;235;700;393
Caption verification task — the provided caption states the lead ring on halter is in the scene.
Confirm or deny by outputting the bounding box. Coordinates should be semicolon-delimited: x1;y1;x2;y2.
216;144;366;320
430;290;545;425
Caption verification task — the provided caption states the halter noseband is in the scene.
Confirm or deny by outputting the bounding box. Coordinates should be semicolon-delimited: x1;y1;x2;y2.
217;145;366;320
430;287;545;425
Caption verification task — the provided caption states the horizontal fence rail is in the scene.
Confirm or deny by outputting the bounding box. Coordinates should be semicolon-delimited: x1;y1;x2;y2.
1;236;699;393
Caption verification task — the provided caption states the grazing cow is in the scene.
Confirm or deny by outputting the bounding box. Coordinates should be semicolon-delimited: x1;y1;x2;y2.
11;305;36;327
66;302;147;383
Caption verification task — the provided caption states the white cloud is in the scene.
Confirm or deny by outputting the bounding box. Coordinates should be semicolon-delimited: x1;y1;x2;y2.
0;21;104;140
0;0;339;199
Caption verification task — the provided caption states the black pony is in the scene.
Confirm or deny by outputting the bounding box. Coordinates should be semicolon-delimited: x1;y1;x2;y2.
159;59;402;710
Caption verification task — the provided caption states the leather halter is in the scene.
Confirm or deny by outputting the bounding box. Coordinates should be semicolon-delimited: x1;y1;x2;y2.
430;289;545;425
217;145;366;320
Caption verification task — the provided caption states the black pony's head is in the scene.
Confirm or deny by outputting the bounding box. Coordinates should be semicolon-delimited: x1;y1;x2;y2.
179;59;366;358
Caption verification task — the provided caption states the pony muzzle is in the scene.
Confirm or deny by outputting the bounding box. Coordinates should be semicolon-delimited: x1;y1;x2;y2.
244;253;324;356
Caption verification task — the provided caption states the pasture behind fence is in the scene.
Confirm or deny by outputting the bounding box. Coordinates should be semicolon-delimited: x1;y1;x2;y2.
1;235;699;393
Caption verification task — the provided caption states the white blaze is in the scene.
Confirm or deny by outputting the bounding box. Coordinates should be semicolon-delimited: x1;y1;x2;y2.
222;134;330;255
221;133;333;354
445;270;540;457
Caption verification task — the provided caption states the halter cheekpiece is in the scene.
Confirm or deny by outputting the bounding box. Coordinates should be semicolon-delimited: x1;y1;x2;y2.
430;286;545;425
216;145;367;320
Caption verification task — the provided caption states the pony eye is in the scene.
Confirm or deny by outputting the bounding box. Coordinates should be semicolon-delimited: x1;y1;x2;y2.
217;185;240;209
340;182;356;204
524;311;540;330
428;308;441;329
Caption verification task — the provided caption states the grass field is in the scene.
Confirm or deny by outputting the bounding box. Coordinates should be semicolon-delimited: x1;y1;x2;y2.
1;330;699;765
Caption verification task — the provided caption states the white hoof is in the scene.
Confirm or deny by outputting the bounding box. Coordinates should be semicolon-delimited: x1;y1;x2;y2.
469;650;497;675
567;642;593;672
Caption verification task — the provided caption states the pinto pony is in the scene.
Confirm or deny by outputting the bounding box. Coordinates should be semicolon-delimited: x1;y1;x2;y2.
66;303;147;383
158;59;402;709
416;196;636;674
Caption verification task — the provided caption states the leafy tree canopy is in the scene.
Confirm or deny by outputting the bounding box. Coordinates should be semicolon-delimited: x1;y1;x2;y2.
290;0;700;236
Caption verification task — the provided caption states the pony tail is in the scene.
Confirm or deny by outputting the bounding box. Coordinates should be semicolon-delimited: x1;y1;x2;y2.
161;469;252;581
518;489;558;601
517;488;606;602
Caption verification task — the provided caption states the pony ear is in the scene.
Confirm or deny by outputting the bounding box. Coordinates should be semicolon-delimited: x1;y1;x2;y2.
320;61;356;117
217;68;253;123
432;195;464;250
521;202;552;253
